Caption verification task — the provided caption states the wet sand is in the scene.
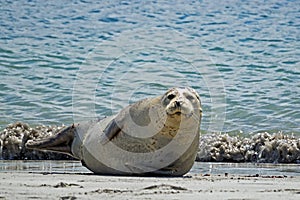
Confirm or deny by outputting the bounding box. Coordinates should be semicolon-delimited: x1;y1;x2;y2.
0;161;299;200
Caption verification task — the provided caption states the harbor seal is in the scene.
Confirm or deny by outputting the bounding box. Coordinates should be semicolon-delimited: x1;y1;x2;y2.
26;87;202;176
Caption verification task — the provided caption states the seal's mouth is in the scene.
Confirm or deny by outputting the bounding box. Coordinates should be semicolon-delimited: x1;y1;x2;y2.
167;110;193;118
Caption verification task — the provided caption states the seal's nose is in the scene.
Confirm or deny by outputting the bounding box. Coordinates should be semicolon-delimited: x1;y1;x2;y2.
175;101;181;107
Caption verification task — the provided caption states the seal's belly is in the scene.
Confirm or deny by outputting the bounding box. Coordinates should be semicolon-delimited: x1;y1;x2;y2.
76;118;199;176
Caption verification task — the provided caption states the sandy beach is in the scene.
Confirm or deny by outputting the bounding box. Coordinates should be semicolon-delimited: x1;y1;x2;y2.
0;161;299;200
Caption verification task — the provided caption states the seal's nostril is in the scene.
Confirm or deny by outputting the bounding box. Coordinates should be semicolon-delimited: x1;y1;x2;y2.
175;101;181;107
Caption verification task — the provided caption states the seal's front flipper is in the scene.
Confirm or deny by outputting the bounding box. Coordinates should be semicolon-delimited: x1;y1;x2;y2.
26;124;77;157
100;119;122;144
123;163;180;176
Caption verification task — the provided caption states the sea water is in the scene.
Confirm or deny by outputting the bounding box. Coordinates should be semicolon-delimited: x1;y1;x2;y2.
0;0;299;135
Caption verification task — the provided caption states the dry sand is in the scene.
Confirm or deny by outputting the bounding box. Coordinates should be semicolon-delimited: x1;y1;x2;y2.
1;167;299;200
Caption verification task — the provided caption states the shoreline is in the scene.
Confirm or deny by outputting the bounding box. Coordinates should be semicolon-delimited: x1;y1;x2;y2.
1;160;300;176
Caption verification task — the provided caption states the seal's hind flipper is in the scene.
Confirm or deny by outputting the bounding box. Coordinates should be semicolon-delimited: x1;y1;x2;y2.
26;124;77;157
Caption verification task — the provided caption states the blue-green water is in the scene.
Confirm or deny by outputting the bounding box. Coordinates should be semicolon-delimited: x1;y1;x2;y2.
0;0;299;135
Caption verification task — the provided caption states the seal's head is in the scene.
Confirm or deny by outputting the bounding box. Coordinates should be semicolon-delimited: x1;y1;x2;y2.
162;87;202;118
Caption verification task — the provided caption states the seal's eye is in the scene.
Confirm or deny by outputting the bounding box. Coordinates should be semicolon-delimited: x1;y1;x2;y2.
186;95;194;101
167;94;175;100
